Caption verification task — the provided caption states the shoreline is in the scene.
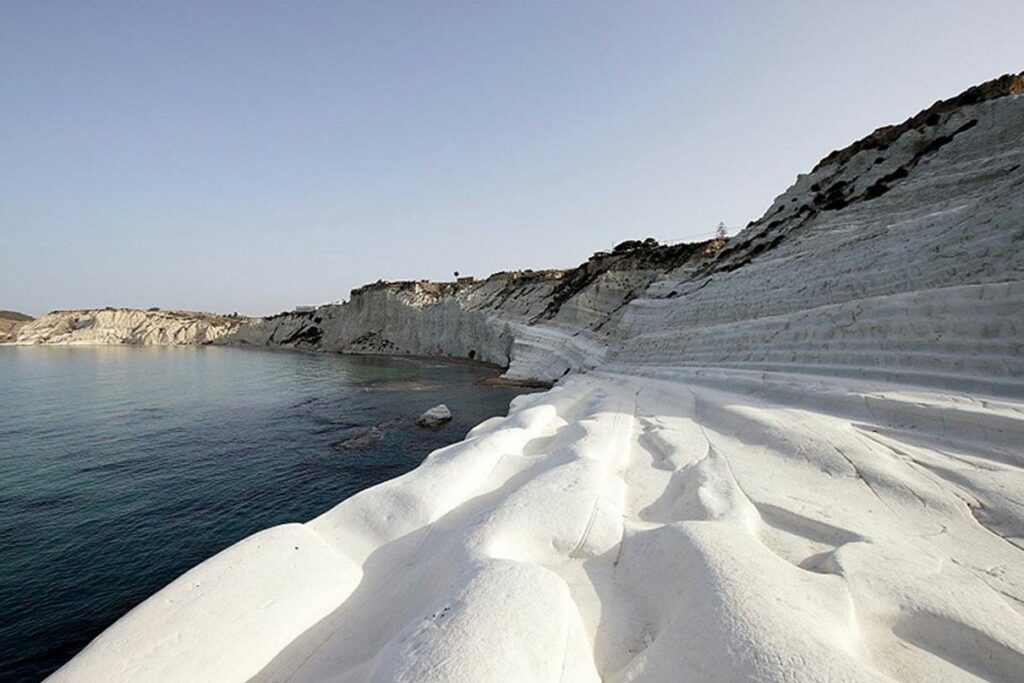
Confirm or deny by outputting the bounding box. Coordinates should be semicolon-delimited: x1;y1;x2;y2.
478;375;554;389
221;342;522;377
3;341;547;386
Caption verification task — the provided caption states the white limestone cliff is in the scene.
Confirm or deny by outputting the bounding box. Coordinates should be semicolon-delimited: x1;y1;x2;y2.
12;308;247;346
218;240;725;383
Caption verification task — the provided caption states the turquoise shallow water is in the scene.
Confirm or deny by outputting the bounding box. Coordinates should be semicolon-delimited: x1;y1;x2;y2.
0;346;534;681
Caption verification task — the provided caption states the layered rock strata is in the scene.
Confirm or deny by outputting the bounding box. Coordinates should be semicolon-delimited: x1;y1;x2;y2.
12;308;246;346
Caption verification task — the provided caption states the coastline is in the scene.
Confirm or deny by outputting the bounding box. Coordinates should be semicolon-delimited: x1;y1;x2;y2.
39;73;1024;682
478;375;554;389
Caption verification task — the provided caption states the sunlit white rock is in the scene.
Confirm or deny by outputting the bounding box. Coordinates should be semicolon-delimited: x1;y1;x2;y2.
416;404;452;428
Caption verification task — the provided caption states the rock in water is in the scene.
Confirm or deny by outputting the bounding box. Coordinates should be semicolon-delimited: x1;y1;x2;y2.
416;404;452;428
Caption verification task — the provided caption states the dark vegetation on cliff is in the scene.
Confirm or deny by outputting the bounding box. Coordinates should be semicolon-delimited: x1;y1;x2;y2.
709;71;1024;276
814;71;1024;171
536;237;726;321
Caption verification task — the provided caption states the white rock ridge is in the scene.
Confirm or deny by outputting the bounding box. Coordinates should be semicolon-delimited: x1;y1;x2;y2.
13;308;247;346
49;72;1024;682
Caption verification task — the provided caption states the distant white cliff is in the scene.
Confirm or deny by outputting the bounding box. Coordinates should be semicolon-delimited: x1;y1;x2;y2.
12;308;247;346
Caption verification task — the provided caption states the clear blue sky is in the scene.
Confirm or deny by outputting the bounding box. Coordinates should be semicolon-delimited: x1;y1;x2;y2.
2;1;1022;316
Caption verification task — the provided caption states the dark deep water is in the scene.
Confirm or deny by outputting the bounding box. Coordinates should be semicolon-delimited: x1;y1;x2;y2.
0;346;536;681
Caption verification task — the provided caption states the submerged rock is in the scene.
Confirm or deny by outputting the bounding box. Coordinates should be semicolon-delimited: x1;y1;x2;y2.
416;404;452;428
333;427;384;450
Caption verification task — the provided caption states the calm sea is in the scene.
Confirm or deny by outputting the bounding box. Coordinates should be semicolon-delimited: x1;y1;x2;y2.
0;346;534;681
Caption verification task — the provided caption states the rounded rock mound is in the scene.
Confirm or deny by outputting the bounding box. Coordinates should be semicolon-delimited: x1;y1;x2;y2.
416;404;452;428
